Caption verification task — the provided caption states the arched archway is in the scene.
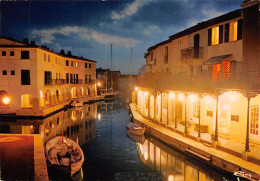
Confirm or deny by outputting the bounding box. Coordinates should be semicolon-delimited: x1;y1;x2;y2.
45;90;51;105
71;87;78;98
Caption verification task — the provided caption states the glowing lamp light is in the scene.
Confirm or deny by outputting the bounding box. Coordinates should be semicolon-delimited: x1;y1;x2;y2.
178;93;184;101
97;82;101;86
135;87;139;91
169;92;175;99
189;94;197;102
229;92;237;102
168;175;174;181
2;96;10;105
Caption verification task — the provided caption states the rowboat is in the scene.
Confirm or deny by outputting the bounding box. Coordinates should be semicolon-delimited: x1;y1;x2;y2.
45;136;84;176
126;122;146;136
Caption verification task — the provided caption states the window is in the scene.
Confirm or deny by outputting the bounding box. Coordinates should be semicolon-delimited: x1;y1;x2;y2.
89;64;91;68
212;26;219;45
212;64;221;81
48;55;50;62
66;60;69;66
21;70;30;85
89;75;91;82
66;73;69;83
250;106;259;135
44;71;52;85
70;74;73;84
21;51;29;59
10;51;14;56
71;61;73;67
85;74;88;83
11;70;15;75
85;63;88;68
222;61;230;79
2;70;7;75
164;46;168;64
75;62;78;67
2;51;6;56
44;54;46;61
230;21;238;41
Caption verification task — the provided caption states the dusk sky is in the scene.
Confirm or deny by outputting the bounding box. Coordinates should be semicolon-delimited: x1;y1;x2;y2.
0;0;242;74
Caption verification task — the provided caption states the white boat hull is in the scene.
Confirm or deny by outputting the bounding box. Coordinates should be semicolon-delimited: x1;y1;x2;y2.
45;136;84;176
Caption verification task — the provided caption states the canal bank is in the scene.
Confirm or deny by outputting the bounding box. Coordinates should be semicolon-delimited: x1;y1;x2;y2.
130;103;260;180
0;134;48;180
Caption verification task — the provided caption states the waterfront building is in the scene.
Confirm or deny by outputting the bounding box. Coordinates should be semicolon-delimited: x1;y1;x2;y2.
133;0;260;159
0;37;97;116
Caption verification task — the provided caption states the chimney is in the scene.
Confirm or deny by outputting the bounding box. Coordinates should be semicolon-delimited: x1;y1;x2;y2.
67;51;72;56
30;41;35;46
23;38;29;44
60;49;65;55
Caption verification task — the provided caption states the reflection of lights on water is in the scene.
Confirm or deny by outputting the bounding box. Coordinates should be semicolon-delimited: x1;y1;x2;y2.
52;123;55;128
144;152;148;160
178;93;184;101
98;113;101;121
168;175;174;181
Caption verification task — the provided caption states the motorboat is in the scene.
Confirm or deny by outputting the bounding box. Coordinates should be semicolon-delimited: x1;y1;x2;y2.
233;171;255;181
126;122;146;136
45;136;84;176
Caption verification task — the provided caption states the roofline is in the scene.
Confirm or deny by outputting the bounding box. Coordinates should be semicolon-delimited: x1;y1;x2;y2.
144;9;242;58
0;36;96;63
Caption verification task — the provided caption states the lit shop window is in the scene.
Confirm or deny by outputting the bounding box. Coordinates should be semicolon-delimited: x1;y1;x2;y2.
212;26;219;45
21;94;32;108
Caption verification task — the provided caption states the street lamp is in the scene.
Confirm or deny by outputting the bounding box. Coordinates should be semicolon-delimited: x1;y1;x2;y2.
2;96;10;105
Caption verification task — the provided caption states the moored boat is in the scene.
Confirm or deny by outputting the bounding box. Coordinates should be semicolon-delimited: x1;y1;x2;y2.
126;122;146;136
71;100;83;107
45;136;84;176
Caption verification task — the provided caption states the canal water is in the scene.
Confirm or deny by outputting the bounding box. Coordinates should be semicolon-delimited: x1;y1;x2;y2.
0;99;238;181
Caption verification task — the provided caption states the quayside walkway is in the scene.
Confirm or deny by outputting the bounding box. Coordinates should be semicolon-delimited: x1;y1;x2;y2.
0;134;48;181
130;103;260;180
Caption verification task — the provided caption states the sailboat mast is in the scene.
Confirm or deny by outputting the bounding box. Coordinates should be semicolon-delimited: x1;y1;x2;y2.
105;62;107;93
111;44;113;91
130;47;133;90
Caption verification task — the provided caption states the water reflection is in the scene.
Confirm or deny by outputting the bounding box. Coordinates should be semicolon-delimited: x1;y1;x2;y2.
136;136;228;181
0;103;98;146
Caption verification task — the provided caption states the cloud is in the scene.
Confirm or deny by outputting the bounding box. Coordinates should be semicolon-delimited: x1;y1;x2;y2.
202;8;225;20
111;0;151;20
32;26;139;47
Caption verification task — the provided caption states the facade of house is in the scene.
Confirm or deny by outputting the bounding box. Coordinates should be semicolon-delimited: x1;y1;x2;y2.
0;37;96;116
133;0;260;154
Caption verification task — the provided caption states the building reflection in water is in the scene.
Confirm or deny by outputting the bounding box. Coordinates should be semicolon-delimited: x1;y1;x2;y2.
0;102;98;146
136;136;223;181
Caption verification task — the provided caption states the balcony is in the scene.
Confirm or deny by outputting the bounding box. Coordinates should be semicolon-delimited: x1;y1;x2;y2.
136;71;244;93
181;47;203;60
44;79;83;85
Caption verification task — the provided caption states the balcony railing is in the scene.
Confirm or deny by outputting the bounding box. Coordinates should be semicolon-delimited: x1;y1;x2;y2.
45;79;83;85
136;71;245;93
181;47;203;60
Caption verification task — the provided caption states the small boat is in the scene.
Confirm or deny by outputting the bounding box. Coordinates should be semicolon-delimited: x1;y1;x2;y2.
126;122;146;136
71;100;83;107
126;132;145;144
233;171;256;181
45;136;84;176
